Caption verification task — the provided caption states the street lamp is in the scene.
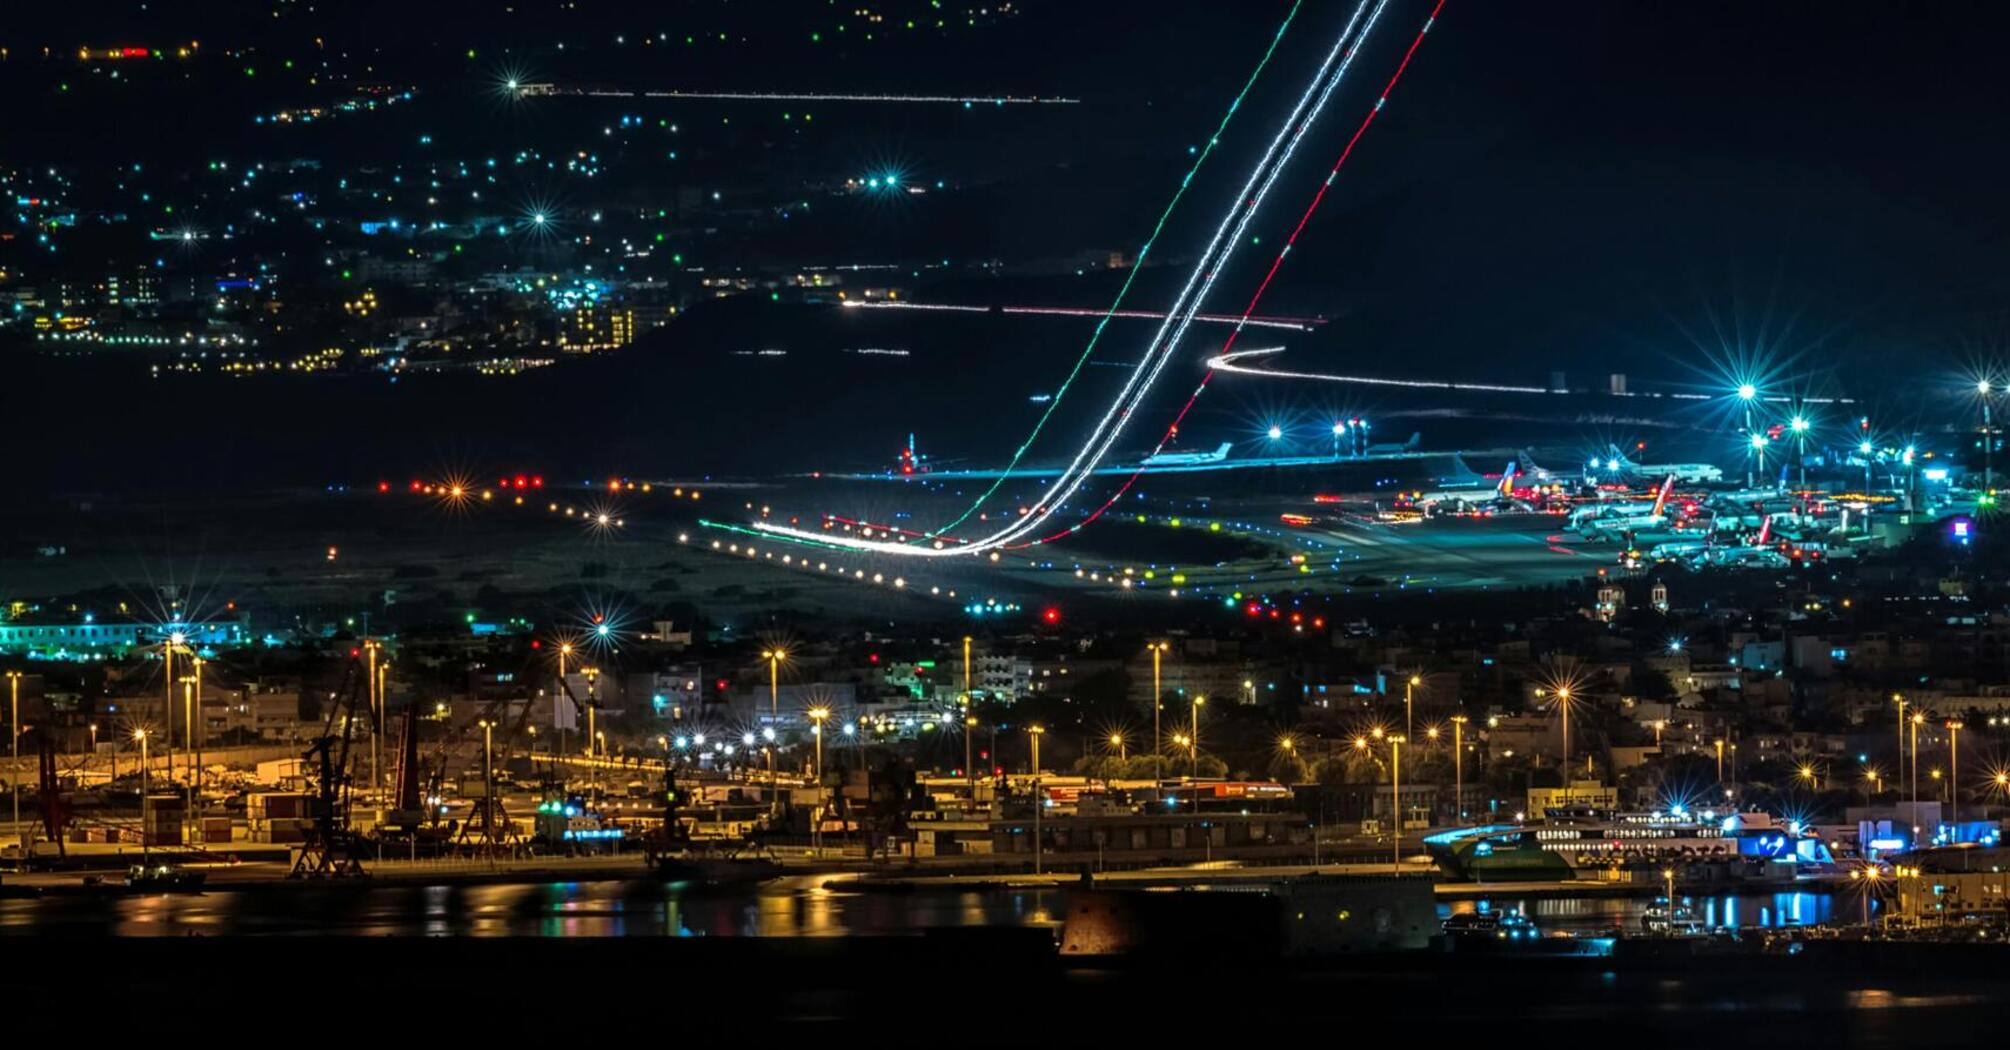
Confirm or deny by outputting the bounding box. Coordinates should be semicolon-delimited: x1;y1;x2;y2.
476;718;497;856
1404;674;1422;743
762;648;786;814
1948;720;1965;827
961;635;974;793
1389;735;1406;871
1911;711;1924;810
1450;715;1469;819
1028;724;1046;875
1980;379;1996;490
1147;642;1170;783
134;728;150;859
5;670;20;846
1892;692;1908;799
582;666;601;792
808;705;831;855
808;706;830;780
1852;867;1882;927
1553;685;1573;785
1790;415;1810;488
1109;731;1126;761
967;716;982;792
1190;695;1205;779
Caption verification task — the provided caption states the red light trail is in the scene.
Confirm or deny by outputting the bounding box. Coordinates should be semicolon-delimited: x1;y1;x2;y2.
1019;0;1451;548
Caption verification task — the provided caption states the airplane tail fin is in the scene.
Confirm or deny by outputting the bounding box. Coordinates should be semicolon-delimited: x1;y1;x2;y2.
1652;475;1675;515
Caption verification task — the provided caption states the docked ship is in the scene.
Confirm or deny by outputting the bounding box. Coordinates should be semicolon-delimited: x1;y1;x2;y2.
1425;807;1839;882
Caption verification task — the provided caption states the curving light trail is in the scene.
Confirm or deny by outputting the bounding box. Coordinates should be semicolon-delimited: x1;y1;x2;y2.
1019;0;1451;548
923;0;1307;536
1210;346;1555;393
838;299;1323;332
1011;0;1395;555
746;0;1394;557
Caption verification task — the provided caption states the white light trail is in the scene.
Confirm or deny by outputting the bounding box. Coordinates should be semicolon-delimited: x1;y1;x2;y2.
1207;347;1853;403
1016;0;1394;550
520;84;1079;105
750;0;1392;557
839;299;1321;332
1209;346;1557;394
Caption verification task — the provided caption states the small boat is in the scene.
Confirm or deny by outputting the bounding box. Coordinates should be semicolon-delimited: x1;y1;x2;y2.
649;854;785;886
124;862;207;893
1641;896;1706;936
1443;908;1541;942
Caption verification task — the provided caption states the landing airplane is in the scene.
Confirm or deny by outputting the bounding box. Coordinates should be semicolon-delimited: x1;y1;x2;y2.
1141;442;1234;467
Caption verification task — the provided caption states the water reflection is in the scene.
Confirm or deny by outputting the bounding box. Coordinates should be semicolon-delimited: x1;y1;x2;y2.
0;879;1074;938
1441;891;1836;933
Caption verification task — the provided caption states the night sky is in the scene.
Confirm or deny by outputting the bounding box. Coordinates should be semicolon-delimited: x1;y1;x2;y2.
7;2;2009;488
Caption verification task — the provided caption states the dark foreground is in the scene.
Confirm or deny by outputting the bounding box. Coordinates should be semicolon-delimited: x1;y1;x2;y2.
10;932;2006;1044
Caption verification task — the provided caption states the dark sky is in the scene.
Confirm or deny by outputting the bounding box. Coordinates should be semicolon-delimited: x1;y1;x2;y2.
1181;1;2010;398
10;2;2010;488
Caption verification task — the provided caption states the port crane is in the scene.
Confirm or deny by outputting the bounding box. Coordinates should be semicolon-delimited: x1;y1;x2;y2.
291;659;368;878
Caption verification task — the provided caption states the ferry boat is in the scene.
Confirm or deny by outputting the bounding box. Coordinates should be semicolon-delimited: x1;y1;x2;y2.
1425;806;1838;882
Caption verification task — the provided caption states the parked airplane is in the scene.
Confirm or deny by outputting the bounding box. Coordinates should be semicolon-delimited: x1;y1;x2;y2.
1571;475;1678;538
1598;444;1724;484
